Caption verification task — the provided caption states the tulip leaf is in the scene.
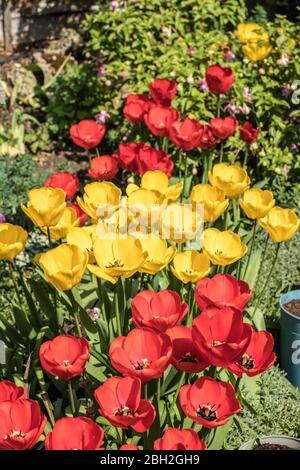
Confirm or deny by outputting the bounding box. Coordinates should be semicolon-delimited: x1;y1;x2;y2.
208;419;232;450
242;249;262;289
12;305;32;338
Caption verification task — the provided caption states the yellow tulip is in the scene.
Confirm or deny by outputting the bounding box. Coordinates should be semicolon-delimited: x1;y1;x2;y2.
203;228;247;266
139;238;176;275
127;170;183;203
235;23;269;44
77;182;121;220
40;207;79;240
37;244;88;291
160;203;202;244
88;237;148;283
127;188;164;236
240;189;275;219
66;227;95;263
208;163;250;198
190;184;229;222
258;206;300;242
242;42;272;61
171;250;210;284
21;187;66;228
0;223;28;261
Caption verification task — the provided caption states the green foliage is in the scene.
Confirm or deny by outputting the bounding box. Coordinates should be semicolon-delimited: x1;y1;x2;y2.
225;366;300;448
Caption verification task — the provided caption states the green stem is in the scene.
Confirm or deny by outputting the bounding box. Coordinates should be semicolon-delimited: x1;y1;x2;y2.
251;243;280;320
8;262;22;306
187;283;195;326
181;153;188;201
41;392;56;428
46;227;52;249
219;141;224;163
217;95;221;118
235;377;241;393
253;235;269;294
223;204;229;231
168;371;186;421
70;290;82;338
243;220;257;279
243;146;249;168
143;383;148;400
233;198;240;225
121;428;126;445
96;277;108;324
208;365;216;377
114;280;122;337
68;381;76;416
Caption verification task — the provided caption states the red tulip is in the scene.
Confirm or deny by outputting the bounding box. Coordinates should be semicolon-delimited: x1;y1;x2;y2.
144;106;180;137
169;118;203;151
120;444;139;450
205;65;234;94
68;202;88;226
44;171;79;200
88;155;119;180
167;326;208;373
70;119;106;149
240;122;260;144
149;79;177;107
123;94;152;123
118;142;143;172
192;307;252;367
198;125;216;150
132;290;188;333
137;145;174;177
109;328;172;382
210;117;238;140
45;417;104;450
39;335;90;381
195;274;251;312
94;376;155;432
0;380;25;402
0;398;46;450
228;328;276;378
154;428;207;450
179;376;240;428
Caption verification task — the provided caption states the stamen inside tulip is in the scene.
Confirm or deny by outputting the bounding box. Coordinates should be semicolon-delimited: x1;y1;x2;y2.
5;429;27;440
134;358;150;370
113;405;135;416
238;353;254;370
106;259;124;268
215;249;223;255
196;404;217;421
63;359;70;367
179;352;198;363
211;340;226;347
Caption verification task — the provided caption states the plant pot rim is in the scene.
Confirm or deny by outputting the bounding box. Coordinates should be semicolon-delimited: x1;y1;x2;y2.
280;289;300;321
240;435;300;450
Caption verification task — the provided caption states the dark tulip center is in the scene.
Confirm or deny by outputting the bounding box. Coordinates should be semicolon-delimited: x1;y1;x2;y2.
134;358;150;370
179;351;198;364
5;429;27;440
238;353;255;370
196;405;217;421
113;405;135;417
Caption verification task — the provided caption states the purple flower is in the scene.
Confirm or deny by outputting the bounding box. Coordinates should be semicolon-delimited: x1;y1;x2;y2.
97;63;106;78
243;87;252;101
281;84;291;97
240;104;250;115
224;101;241;116
289;143;298;152
198;79;208;91
109;0;119;11
186;75;194;84
86;307;101;322
0;213;6;223
95;109;110;124
224;49;236;61
277;55;290;67
187;47;197;57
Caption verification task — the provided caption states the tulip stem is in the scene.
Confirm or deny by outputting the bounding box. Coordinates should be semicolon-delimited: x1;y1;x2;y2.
208;365;216;378
8;261;22;307
121;429;126;445
243;220;257;279
68;381;76;416
70;290;82;338
219;141;224;163
168;371;186;424
181;153;188;201
243;146;249;168
46;227;52;249
251;243;280;320
217;94;221;118
253;234;269;294
114;282;122;337
41;392;56;428
235;377;241;393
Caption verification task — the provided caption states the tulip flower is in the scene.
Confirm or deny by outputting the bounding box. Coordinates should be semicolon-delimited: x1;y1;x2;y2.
123;93;152;123
242;42;272;62
205;65;234;94
240;189;275;219
127;187;164;232
66;227;95;263
169;118;203;151
235;23;269;44
120;444;139;450
137;145;174;177
228;328;276;378
208;163;250;198
88;155;119;180
118;142;143;172
171;250;210;284
138;239;176;275
68;202;88;226
179;376;240;428
258;206;299;242
0;380;25;402
127;170;183;203
149;79;177;107
21;187;66;228
44;171;79;200
37;243;88;291
198;124;216;150
192;307;252;367
144;105;179;137
203;228;247;266
210;117;237;140
240;122;260;144
0;398;46;450
154;428;207;450
132;290;188;332
196;274;251;312
45;417;104;450
88;237;147;284
167;326;208;373
40;207;79;241
160;203;202;244
77;181;121;221
94;376;156;431
70;119;106;149
189;184;229;223
109;328;172;382
39;335;90;380
0;223;28;261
